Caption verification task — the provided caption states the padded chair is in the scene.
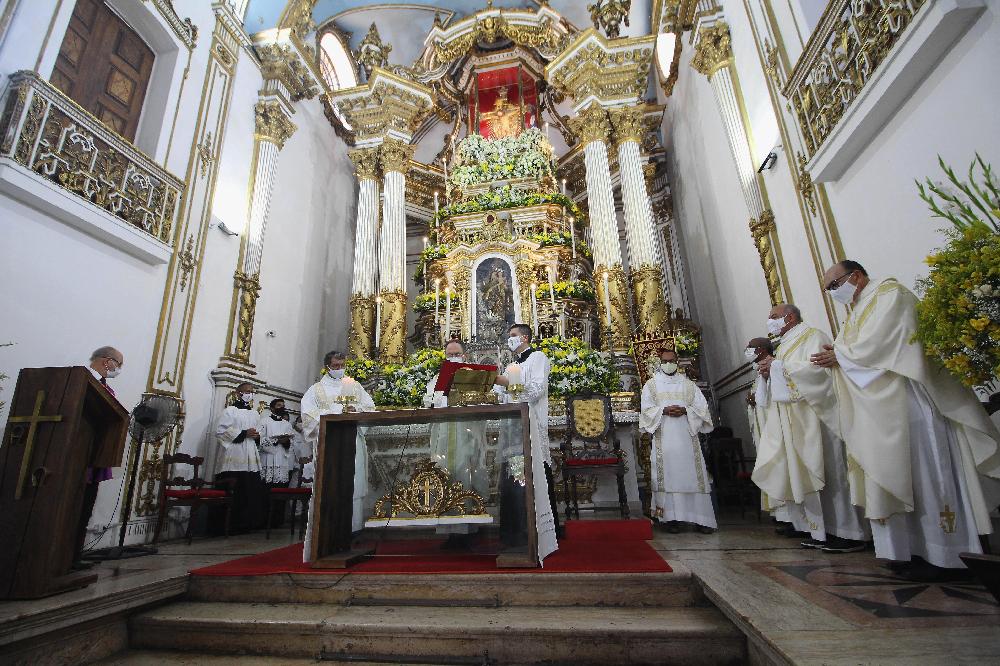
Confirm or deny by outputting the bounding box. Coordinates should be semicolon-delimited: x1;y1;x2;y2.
266;461;312;540
560;393;629;521
705;427;759;521
153;453;232;544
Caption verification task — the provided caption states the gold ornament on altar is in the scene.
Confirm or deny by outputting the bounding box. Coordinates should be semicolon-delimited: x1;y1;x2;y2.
369;458;488;520
481;87;522;139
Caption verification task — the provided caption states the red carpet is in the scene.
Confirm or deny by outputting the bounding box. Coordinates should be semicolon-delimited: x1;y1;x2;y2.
191;520;670;576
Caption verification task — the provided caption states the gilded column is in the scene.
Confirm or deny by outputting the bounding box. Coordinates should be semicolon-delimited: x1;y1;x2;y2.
570;104;630;351
376;138;413;362
610;105;668;336
347;146;381;359
691;20;789;306
221;99;296;368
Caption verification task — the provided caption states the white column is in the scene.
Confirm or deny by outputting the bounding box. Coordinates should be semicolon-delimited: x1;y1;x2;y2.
352;177;379;296
241;140;280;276
616;139;658;269
583;140;621;271
378;170;406;294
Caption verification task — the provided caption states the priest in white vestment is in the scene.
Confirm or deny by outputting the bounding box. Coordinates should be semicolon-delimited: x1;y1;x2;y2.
744;337;790;525
753;304;868;553
300;351;376;562
214;381;265;533
813;260;1000;574
422;339;489;543
640;348;716;533
494;324;559;562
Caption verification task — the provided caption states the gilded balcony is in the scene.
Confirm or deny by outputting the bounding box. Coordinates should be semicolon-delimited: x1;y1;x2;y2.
0;70;183;247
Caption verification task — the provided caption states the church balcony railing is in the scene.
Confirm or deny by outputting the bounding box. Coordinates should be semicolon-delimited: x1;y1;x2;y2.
0;70;183;247
781;0;928;160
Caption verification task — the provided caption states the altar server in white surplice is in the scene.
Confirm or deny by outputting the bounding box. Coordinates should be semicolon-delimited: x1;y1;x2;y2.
640;348;716;533
753;304;868;554
258;398;297;487
423;339;489;542
301;350;376;562
214;381;265;533
813;260;1000;576
494;324;559;563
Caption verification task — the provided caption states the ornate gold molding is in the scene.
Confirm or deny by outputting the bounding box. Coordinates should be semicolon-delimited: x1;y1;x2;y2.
331;69;433;143
588;0;631;39
568;103;611;145
609;105;646;147
256;42;319;101
142;0;198;50
254;100;296;149
229;270;261;364
630;264;668;336
749;210;783;306
595;264;632;351
349;146;381;181
348;294;376;359
355;22;391;78
430;12;567;64
690;22;732;78
546;29;654;106
379;138;414;174
377;290;408;362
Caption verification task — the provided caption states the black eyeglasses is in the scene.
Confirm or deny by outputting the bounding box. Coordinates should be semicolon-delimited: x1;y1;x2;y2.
103;356;122;369
825;271;854;291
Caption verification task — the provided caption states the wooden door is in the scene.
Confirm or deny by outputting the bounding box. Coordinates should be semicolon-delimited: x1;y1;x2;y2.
51;0;155;141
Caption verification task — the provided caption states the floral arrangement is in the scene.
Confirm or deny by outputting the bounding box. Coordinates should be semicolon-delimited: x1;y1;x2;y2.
534;280;596;302
431;190;587;235
413;243;451;284
373;348;445;407
527;230;593;258
535;336;619;398
450;128;554;188
674;330;701;356
412;292;460;313
914;155;999;386
345;356;379;385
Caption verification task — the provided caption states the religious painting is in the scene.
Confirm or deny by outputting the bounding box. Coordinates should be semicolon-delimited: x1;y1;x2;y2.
474;257;516;343
471;65;538;139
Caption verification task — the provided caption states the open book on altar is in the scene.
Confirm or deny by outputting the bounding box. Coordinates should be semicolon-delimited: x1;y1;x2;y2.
434;361;499;395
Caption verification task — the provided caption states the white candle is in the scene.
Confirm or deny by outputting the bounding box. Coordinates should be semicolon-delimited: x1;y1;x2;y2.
530;283;538;336
434;191;439;218
375;296;383;349
443;158;448;203
434;278;440;323
602;272;611;326
547;267;556;309
445;288;451;340
422;236;428;250
569;215;576;259
544;121;550;141
561;178;566;196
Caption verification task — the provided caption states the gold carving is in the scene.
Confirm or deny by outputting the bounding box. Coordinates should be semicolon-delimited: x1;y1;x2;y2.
764;38;780;86
379;138;414;174
349;146;381;181
196;132;214;179
355;23;391;78
630;264;668;336
939;504;957;534
377;290;408;362
231;270;261;363
254;101;297;149
369;459;488;520
749;210;783;306
257;42;318;101
143;0;198;50
782;0;928;157
690;22;732;78
588;0;631;40
0;72;182;246
596;264;632;351
178;234;196;292
568;103;611;145
796;151;817;215
432;13;566;64
348;293;375;359
332;72;433;143
546;32;654;105
609;105;645;146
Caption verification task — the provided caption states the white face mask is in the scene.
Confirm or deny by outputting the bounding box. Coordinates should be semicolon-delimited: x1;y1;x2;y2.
327;368;345;380
446;356;464;363
507;335;523;352
829;280;856;305
106;367;121;378
766;317;786;337
660;361;678;375
240;392;254;403
744;348;757;361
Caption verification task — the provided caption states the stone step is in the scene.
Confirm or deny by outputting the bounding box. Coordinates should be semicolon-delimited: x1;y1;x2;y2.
128;601;745;665
187;564;700;608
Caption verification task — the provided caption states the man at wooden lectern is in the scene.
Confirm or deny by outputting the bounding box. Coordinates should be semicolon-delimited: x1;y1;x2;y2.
77;345;124;565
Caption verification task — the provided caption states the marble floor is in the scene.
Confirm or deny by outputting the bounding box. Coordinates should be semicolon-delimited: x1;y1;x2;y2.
652;513;1000;665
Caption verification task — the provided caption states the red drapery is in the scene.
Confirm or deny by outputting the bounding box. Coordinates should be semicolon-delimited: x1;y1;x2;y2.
470;65;538;138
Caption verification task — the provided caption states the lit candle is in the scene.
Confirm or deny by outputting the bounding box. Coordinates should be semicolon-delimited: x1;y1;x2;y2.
569;215;576;259
547;267;556;309
422;235;428;250
544;121;550;141
530;283;538;336
443;158;448;203
445;287;452;340
435;278;440;323
561;178;566;196
375;296;383;349
434;191;439;218
602;271;611;326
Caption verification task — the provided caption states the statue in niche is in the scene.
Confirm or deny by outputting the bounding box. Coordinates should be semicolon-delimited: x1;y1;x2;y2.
482;86;522;139
476;259;515;343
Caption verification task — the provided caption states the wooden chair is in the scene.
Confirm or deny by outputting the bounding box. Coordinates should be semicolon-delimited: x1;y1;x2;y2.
152;453;232;544
705;427;759;521
266;460;312;540
560;393;629;521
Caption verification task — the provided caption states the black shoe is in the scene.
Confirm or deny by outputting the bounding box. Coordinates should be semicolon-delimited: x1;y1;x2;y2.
884;559;911;573
820;537;866;554
70;560;95;571
697;525;715;534
800;538;826;550
775;524;796;536
666;521;681;534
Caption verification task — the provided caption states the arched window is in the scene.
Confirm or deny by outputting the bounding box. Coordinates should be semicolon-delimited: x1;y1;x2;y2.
655;32;677;82
319;32;357;91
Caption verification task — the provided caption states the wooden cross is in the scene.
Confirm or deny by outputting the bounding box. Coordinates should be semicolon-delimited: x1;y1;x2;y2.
7;390;62;500
939;504;957;534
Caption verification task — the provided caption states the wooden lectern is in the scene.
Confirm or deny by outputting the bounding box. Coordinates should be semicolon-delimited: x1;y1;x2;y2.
0;367;129;598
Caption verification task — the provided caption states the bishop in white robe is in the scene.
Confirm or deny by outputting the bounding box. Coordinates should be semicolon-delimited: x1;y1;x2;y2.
214;382;265;533
753;305;868;551
494;324;559;563
300;352;376;562
640;349;716;532
814;261;1000;571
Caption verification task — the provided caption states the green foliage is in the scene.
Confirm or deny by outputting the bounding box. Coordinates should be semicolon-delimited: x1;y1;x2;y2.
430;189;588;238
413;291;460;313
345;356;379;384
915;154;1000;233
534;280;596;302
535;336;619;398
